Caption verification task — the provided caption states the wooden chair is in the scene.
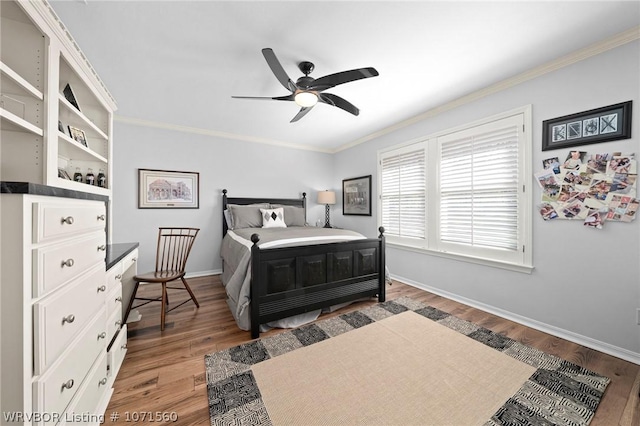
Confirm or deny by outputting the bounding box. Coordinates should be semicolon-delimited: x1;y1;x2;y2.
124;227;200;331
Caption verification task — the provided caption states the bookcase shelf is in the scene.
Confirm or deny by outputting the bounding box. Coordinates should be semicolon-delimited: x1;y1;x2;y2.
1;0;116;197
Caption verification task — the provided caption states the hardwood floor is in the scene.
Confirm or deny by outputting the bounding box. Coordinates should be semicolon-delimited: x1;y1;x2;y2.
106;275;639;425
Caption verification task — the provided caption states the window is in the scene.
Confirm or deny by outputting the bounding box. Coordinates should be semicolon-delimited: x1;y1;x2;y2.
378;106;532;272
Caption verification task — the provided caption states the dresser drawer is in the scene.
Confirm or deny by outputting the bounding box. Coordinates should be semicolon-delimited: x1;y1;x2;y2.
106;304;123;343
59;352;110;426
33;231;107;297
122;248;138;274
33;307;107;416
107;325;128;388
106;285;122;322
33;264;107;375
105;262;123;294
33;200;106;244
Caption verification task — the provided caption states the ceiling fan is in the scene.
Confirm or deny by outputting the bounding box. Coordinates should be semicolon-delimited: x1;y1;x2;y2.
232;48;379;123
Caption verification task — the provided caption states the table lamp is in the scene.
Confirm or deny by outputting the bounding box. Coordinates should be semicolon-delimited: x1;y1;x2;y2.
317;190;336;228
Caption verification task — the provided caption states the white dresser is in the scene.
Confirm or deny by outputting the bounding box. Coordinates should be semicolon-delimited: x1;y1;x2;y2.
0;191;138;425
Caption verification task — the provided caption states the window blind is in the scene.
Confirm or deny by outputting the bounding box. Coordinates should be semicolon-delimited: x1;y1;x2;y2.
380;146;426;239
439;124;519;251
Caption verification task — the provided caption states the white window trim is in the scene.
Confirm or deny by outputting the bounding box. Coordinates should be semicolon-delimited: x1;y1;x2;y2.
378;105;533;273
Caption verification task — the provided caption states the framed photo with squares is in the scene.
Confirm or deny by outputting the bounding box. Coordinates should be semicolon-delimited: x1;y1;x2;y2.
542;101;632;151
68;125;88;147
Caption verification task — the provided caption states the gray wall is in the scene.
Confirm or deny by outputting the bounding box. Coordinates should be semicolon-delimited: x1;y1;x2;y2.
110;123;333;275
332;41;640;360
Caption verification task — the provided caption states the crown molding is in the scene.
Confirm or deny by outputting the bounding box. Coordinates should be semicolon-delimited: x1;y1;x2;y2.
335;25;640;153
113;115;333;154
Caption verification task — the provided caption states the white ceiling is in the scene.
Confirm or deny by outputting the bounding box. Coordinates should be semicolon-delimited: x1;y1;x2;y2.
49;1;640;153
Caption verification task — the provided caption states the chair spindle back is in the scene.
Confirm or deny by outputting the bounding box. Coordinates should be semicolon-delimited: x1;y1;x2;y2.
155;227;200;273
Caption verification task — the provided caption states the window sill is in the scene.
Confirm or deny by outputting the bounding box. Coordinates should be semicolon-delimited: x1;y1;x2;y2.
387;241;534;274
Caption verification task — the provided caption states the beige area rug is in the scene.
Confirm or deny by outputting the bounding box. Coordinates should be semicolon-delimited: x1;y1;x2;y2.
205;297;610;425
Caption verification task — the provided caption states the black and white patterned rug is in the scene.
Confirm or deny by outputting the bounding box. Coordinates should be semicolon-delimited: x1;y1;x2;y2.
205;296;610;425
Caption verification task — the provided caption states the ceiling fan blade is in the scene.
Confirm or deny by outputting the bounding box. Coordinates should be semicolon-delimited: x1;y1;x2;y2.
290;106;313;123
319;93;359;116
231;94;295;101
262;48;297;92
308;67;379;91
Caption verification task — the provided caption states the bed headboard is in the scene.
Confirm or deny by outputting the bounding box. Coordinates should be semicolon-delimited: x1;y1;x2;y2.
222;189;307;236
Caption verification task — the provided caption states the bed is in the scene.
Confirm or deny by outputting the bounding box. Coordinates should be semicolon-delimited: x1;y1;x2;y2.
220;189;386;338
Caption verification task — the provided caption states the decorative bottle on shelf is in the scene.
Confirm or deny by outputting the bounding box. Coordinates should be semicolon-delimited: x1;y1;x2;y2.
97;168;106;188
73;167;83;183
85;168;95;185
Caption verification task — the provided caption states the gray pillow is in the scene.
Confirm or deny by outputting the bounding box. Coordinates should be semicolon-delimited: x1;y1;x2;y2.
228;204;269;229
271;204;306;227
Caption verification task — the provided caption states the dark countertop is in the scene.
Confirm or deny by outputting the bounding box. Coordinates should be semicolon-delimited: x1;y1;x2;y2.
106;242;139;270
1;181;109;202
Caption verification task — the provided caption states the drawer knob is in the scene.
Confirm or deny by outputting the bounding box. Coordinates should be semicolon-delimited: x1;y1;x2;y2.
115;296;122;302
98;332;107;340
99;378;108;386
97;214;106;221
97;285;107;292
61;216;74;225
98;245;107;251
115;274;122;280
115;320;122;327
132;257;137;262
121;344;128;350
61;379;74;391
62;314;75;324
61;258;75;268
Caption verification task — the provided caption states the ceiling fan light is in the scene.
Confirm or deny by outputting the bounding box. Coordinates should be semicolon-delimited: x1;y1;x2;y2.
294;91;318;108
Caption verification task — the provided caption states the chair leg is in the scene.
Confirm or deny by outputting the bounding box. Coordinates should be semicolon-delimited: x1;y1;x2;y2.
161;282;167;331
123;281;141;325
181;277;199;308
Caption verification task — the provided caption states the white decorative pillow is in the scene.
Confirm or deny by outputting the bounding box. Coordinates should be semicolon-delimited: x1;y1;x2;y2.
260;207;287;228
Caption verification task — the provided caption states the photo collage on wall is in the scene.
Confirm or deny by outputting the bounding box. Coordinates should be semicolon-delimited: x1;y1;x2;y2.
535;151;638;229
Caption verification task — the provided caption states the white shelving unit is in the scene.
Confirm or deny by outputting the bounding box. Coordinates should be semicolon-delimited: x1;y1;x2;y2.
0;0;116;196
1;1;122;424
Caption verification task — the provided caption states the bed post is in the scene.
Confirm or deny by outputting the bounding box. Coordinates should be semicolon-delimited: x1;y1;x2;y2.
250;233;261;339
302;192;307;224
222;189;228;236
378;226;386;302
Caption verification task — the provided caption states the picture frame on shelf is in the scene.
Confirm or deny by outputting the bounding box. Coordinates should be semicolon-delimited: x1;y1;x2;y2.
57;168;71;180
542;101;632;151
342;175;372;216
63;83;81;111
68;125;88;147
138;168;200;209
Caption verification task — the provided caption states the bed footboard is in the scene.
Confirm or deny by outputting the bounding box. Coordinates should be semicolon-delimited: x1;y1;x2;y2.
249;227;386;338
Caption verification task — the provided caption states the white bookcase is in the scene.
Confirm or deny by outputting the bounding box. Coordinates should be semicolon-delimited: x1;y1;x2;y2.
1;1;124;424
1;0;116;195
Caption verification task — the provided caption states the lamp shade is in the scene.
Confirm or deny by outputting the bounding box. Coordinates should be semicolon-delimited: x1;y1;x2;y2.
294;91;318;108
317;190;336;205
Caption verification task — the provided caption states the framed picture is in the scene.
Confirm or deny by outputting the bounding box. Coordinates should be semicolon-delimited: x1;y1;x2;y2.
57;168;71;180
542;101;632;151
63;83;81;111
68;125;88;147
138;168;199;209
342;175;372;216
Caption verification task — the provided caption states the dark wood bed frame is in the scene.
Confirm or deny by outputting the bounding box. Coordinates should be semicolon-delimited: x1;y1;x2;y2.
222;189;386;338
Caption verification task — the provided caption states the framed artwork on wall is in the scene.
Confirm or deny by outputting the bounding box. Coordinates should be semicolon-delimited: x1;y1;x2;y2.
542;101;632;151
138;168;199;209
343;175;372;216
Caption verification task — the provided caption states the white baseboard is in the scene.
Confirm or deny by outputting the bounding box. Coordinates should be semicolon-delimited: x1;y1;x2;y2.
392;273;640;366
185;269;221;279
